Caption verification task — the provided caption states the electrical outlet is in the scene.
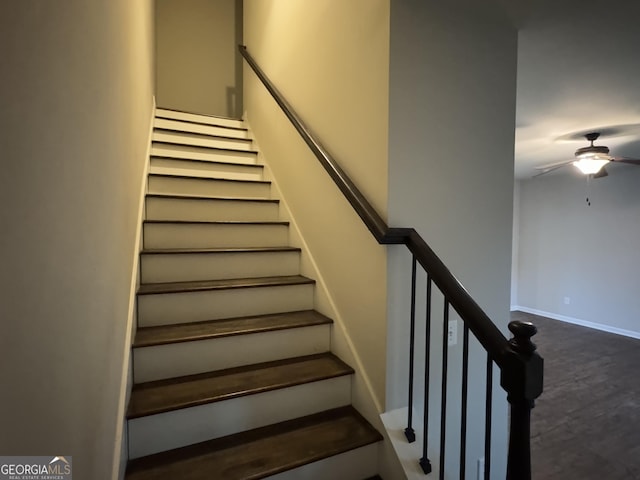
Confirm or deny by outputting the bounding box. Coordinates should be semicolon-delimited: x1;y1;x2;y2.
477;457;485;480
448;320;457;346
564;296;571;305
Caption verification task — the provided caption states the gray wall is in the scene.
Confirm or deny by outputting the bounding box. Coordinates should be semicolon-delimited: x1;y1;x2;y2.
0;1;154;478
511;181;521;307
387;1;517;477
515;168;640;337
156;0;242;117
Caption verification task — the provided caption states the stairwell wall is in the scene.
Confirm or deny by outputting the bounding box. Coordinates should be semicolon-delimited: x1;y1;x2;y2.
242;0;390;409
0;1;154;479
155;0;243;117
387;1;517;476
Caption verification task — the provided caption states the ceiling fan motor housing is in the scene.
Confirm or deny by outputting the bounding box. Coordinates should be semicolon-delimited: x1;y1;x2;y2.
575;144;609;157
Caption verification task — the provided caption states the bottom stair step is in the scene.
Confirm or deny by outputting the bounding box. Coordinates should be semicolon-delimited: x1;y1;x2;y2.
126;406;382;480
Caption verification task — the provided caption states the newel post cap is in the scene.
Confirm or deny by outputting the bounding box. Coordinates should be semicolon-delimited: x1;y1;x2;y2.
508;321;538;355
501;321;544;402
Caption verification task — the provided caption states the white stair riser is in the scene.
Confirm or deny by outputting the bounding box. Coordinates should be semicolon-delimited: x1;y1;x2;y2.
156;109;244;129
268;443;379;480
140;251;300;283
133;324;330;382
151;144;257;165
154;118;250;138
148;175;270;198
138;284;314;327
128;376;352;459
145;197;279;223
143;223;288;249
150;158;263;181
153;131;253;151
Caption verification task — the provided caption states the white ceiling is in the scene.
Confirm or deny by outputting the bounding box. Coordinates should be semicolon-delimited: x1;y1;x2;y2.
510;0;640;178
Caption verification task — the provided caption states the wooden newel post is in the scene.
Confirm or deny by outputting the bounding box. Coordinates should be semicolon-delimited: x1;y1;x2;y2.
501;321;544;480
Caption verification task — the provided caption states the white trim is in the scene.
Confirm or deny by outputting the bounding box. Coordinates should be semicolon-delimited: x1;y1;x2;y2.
512;305;640;340
112;96;156;480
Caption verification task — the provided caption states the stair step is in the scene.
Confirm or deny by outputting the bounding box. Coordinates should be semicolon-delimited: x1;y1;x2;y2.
133;310;331;382
153;129;254;151
148;173;270;198
154;127;253;144
134;310;331;347
150;156;264;180
137;275;314;327
145;194;280;222
154;117;250;139
125;406;382;480
128;353;352;419
156;108;246;129
138;275;313;295
151;143;257;165
128;376;351;458
143;220;289;249
140;246;301;286
141;246;300;255
146;193;277;202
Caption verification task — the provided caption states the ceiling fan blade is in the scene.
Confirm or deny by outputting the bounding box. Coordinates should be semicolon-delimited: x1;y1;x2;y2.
532;163;569;177
535;159;574;170
593;166;608;178
612;157;640;165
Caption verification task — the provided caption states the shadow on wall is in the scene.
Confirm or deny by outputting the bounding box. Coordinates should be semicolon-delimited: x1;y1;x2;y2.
227;86;239;118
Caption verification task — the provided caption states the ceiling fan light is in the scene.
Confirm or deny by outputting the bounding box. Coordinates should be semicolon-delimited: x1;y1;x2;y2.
573;156;610;175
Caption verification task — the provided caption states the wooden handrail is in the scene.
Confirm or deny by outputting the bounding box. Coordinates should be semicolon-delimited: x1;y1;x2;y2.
240;44;543;480
239;44;511;366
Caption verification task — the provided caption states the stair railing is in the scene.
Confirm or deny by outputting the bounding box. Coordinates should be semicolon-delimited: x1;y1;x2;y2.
240;45;543;480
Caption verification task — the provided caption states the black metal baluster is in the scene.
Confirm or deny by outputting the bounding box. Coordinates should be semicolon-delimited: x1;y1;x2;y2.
439;300;449;480
405;256;418;443
419;276;433;474
484;354;493;480
460;324;469;480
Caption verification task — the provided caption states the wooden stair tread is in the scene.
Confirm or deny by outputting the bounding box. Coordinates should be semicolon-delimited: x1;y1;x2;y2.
148;172;268;183
137;275;314;295
151;154;263;168
154;127;253;143
156;108;248;130
141;246;300;255
125;406;382;479
153;140;258;154
133;310;332;347
146;193;278;203
143;219;288;225
127;353;353;419
155;117;247;131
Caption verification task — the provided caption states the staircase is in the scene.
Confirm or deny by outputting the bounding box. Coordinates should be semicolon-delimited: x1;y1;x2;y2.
125;108;383;479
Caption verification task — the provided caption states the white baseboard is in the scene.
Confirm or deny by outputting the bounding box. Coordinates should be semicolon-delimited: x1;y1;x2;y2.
112;96;156;480
512;305;640;340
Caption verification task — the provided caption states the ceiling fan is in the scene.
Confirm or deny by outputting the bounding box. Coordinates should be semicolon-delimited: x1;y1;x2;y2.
534;132;640;178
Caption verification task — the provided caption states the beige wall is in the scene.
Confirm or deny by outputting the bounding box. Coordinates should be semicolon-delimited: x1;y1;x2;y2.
243;0;390;408
0;1;154;478
156;0;242;117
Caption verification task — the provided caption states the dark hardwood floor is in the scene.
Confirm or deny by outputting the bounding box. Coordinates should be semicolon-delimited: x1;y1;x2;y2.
511;311;640;480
